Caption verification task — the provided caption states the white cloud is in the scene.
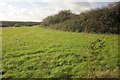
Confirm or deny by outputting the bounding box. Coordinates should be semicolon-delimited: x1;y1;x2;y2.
0;2;42;21
87;0;120;2
63;2;92;14
1;0;119;2
0;2;93;21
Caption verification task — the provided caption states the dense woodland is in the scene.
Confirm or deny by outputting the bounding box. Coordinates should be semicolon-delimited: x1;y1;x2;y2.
41;2;120;34
1;21;40;27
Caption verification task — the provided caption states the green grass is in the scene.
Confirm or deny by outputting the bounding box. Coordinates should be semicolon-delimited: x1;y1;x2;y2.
2;26;119;78
0;28;2;78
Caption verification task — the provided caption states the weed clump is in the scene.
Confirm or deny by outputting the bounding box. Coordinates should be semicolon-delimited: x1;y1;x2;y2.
87;39;105;78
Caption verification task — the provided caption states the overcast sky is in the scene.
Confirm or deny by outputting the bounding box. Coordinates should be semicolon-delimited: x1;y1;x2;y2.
0;0;119;22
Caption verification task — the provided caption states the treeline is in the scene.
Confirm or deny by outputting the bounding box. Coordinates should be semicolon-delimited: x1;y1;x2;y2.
41;2;120;34
1;21;40;27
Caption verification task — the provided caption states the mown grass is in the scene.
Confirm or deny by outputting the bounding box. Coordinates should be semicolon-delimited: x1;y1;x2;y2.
1;26;119;78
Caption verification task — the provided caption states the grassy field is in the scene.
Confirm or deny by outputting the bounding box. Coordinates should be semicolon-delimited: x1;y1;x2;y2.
1;26;119;78
0;28;2;78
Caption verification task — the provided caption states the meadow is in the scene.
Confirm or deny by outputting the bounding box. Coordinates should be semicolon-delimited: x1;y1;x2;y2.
1;26;119;78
